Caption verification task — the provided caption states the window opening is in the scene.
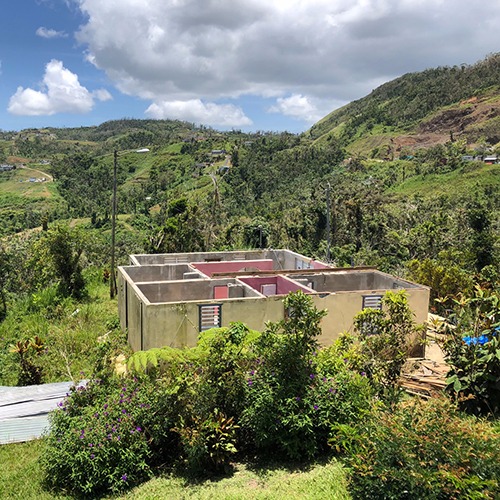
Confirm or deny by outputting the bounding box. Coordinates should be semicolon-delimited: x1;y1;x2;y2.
199;304;222;331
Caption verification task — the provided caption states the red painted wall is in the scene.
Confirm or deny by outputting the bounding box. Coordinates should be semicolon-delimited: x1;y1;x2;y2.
192;259;274;277
239;276;312;295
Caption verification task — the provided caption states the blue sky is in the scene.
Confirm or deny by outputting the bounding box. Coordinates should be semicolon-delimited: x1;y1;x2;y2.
1;0;499;133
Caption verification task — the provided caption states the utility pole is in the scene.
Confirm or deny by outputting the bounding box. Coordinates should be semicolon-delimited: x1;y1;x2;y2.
110;150;118;299
326;182;331;262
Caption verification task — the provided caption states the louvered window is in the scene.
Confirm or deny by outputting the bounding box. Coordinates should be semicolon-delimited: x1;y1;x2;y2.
362;294;383;310
199;304;222;331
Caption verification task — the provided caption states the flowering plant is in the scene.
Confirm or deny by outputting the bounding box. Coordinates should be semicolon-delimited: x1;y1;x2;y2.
443;287;500;416
42;375;178;495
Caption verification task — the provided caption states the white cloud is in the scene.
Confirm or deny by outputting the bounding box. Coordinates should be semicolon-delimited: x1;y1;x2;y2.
72;0;500;126
36;27;68;39
92;88;113;102
8;60;110;116
145;99;252;127
269;95;324;123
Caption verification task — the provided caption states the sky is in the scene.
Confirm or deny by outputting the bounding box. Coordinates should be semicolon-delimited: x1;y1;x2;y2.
1;0;499;134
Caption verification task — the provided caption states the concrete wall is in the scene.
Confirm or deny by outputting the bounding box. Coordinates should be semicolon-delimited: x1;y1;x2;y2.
130;250;330;271
120;253;428;355
137;278;262;304
311;286;429;356
130;250;268;266
238;275;314;296
136;286;428;353
192;259;274;277
120;264;204;283
140;296;286;349
292;270;417;292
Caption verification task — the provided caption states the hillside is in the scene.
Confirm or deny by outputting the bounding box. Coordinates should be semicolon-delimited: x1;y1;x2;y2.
0;55;498;277
309;53;500;157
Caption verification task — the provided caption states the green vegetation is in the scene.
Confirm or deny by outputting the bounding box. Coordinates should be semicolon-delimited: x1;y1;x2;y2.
0;440;351;499
1;53;499;499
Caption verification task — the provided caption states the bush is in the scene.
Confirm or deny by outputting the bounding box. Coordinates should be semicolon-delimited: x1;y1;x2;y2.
354;290;421;402
241;291;326;460
442;286;500;416
41;376;179;496
345;398;500;499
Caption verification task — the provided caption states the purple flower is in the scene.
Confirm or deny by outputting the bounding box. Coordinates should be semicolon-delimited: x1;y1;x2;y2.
313;405;319;410
250;370;255;376
360;371;366;377
103;403;108;409
90;453;95;459
309;374;315;380
295;396;301;402
248;379;253;386
122;409;127;414
136;426;142;432
121;474;128;482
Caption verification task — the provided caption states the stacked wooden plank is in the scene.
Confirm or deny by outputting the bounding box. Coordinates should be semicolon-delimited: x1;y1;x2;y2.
401;360;448;398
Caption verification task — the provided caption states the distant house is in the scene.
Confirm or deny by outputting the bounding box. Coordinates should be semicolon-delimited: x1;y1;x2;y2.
461;155;474;162
484;156;498;164
0;164;15;172
211;149;226;156
217;165;230;174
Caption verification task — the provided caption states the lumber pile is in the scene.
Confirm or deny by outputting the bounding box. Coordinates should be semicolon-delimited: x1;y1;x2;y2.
401;360;448;398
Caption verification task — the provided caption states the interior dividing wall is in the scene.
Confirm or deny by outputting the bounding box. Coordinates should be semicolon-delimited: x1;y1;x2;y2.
137;278;262;303
238;275;313;296
191;259;274;277
120;264;204;283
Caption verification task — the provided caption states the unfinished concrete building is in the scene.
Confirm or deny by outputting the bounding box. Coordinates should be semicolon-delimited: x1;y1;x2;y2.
118;250;429;355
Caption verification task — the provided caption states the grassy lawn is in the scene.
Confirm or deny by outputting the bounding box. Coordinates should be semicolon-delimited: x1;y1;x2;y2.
0;440;351;499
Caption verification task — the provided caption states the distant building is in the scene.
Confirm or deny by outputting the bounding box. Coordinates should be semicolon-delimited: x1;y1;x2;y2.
0;164;15;172
484;156;498;164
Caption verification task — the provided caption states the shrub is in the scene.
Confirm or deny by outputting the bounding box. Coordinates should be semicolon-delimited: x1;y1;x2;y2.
354;290;421;402
346;398;500;499
9;336;46;385
442;286;500;416
41;375;179;496
241;291;328;460
171;323;254;472
175;409;239;474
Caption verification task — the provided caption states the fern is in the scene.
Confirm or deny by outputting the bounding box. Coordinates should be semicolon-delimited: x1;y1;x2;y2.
127;346;202;373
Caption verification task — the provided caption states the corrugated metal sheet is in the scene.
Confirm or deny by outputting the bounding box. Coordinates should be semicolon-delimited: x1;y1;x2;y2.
0;380;85;444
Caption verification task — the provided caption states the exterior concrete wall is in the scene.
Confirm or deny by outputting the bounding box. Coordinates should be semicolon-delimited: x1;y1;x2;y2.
294;270;418;293
140;296;286;349
130;250;329;271
311;286;429;356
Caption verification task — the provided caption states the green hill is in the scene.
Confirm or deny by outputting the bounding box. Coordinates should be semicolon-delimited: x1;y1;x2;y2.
309;53;500;158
